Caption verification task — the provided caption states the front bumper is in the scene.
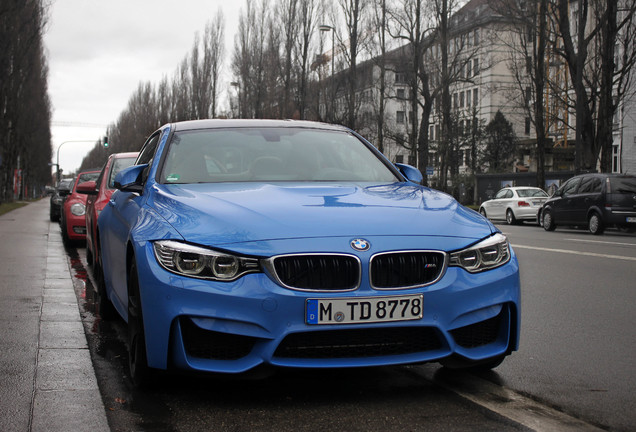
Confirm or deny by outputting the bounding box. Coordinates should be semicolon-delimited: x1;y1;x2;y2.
134;242;521;373
63;212;87;241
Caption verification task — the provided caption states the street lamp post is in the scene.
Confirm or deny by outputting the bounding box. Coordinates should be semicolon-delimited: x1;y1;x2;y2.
319;24;335;121
55;140;96;183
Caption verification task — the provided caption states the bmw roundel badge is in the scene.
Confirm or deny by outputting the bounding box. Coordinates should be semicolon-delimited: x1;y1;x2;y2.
350;238;371;251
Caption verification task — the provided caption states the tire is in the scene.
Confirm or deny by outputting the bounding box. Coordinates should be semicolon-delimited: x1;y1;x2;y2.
479;208;487;218
60;217;71;244
127;260;152;387
506;209;517;225
86;245;93;268
96;253;116;321
588;213;605;235
542;210;556;231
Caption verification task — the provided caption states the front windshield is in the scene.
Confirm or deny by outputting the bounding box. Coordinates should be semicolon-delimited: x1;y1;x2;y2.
517;188;548;198
160;128;399;184
78;172;99;184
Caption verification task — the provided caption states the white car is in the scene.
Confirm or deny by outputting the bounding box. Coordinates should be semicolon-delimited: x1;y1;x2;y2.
479;186;548;225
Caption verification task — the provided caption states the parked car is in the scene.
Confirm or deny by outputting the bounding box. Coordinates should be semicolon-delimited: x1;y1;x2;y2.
81;152;138;270
540;173;636;234
60;170;100;243
49;179;73;222
479;186;549;225
98;119;520;386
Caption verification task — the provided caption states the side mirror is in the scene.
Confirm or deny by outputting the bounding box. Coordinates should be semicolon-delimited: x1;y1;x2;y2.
114;164;148;194
76;180;97;195
395;163;423;184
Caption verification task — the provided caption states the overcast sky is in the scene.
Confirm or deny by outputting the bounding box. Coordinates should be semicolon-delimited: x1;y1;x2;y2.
45;0;240;176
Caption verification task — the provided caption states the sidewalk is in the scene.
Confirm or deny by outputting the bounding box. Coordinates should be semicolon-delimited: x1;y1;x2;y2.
0;199;109;432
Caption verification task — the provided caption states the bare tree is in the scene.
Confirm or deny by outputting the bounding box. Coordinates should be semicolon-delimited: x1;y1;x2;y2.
554;0;636;173
295;0;321;119
335;0;370;129
0;0;52;199
204;11;225;118
495;0;549;188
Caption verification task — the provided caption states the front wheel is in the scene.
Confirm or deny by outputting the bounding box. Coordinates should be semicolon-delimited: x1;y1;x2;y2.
542;210;556;231
588;213;605;235
128;260;152;387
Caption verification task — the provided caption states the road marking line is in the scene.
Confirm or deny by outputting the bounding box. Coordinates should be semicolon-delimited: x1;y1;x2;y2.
412;368;605;432
512;244;636;262
564;238;636;247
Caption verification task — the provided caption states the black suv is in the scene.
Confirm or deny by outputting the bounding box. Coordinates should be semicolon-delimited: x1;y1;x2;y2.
49;179;73;222
540;173;636;234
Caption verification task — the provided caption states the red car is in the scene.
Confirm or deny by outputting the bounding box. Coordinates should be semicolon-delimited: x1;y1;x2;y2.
82;152;138;269
60;169;100;243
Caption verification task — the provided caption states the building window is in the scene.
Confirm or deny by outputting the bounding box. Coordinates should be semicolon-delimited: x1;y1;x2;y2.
430;125;435;140
473;58;480;76
473;88;479;106
474;29;480;45
395;154;404;164
397;88;405;99
395;72;407;84
459;91;465;108
613;145;619;172
467;60;472;78
453;93;458;108
525;117;531;135
396;111;405;124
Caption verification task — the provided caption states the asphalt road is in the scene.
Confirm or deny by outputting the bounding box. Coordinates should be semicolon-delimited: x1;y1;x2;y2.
492;222;636;432
60;213;635;431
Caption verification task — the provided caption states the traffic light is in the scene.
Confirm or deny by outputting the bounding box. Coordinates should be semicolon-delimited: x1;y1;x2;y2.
103;136;108;148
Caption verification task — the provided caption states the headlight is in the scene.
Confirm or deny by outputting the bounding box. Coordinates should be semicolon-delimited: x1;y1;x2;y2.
70;203;86;216
153;240;260;281
449;233;511;273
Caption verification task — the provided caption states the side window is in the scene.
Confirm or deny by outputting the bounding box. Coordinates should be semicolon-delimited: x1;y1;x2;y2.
561;177;581;196
590;177;602;193
137;133;161;166
495;189;507;199
578;177;594;194
136;133;161;183
505;190;514;199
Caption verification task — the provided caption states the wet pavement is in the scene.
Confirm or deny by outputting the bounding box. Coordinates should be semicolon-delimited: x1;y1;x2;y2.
0;199;108;432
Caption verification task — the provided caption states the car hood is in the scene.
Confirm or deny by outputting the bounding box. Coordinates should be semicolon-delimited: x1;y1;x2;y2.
147;182;495;251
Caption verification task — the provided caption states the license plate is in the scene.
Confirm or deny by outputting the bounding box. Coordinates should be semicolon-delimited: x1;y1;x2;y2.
627;217;636;223
306;294;423;325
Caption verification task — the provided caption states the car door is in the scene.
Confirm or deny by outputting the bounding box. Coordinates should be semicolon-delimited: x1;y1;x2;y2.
551;176;582;224
103;133;162;311
574;175;602;224
488;188;510;220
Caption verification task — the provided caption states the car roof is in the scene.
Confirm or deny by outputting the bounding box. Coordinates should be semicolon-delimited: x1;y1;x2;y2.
574;173;635;178
170;119;351;133
506;186;543;190
110;152;138;159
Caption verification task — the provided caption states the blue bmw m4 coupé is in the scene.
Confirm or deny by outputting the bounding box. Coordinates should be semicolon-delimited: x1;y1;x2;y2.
97;119;520;385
